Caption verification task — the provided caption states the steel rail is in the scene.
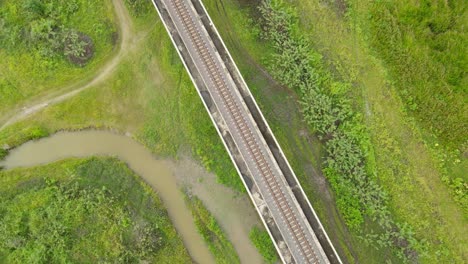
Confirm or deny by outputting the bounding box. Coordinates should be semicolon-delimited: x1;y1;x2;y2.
161;0;330;262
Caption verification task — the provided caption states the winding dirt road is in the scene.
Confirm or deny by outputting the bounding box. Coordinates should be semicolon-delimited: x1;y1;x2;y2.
0;0;134;131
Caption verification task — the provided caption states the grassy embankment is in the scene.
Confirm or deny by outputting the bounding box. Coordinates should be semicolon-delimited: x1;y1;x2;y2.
0;0;244;262
0;0;118;116
199;0;467;262
288;0;467;262
0;0;241;191
0;157;191;263
184;194;240;264
345;0;467;213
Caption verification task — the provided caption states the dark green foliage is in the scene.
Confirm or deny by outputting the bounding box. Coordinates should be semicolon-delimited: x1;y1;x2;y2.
0;157;191;263
63;30;94;65
0;0;116;114
249;226;278;264
185;194;240;264
0;0;95;63
257;0;422;261
365;0;467;149
0;149;8;160
124;0;152;17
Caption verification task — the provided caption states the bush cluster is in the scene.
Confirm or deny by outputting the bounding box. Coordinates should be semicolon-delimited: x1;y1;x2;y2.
0;158;186;262
0;0;93;65
0;177;162;262
0;149;7;160
257;0;423;261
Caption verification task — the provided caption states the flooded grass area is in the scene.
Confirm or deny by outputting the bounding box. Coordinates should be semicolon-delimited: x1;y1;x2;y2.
173;156;264;263
0;0;262;261
0;130;264;263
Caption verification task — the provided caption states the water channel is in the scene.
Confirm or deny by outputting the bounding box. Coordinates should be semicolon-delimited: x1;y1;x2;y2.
0;130;263;264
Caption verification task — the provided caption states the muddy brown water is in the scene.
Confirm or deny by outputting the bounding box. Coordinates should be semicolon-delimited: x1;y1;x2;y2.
0;130;263;264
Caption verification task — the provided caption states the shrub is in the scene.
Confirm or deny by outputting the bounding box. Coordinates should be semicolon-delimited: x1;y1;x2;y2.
257;0;422;261
124;0;153;17
28;126;50;140
64;30;94;66
0;0;96;65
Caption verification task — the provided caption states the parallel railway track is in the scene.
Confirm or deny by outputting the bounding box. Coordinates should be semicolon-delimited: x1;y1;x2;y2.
162;0;330;262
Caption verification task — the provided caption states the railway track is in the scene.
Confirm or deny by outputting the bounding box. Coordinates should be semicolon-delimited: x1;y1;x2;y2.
162;0;329;262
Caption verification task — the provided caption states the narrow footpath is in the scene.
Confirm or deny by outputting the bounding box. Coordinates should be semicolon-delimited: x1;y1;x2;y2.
0;0;135;131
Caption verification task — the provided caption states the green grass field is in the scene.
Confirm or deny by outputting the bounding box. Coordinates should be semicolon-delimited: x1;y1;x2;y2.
0;0;465;263
0;157;191;263
347;0;467;149
284;0;467;262
0;0;118;115
0;1;245;261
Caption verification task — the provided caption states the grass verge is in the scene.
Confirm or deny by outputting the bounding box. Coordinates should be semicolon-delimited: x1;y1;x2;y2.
184;194;240;264
249;226;278;264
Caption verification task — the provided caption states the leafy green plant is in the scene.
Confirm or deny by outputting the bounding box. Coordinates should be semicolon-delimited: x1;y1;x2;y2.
64;30;87;57
64;29;94;65
257;0;423;261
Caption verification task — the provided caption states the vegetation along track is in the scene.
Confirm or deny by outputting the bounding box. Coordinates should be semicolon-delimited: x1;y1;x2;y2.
0;0;136;131
168;0;323;262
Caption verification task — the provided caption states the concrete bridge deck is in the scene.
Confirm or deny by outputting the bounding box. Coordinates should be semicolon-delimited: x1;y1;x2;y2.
150;0;342;263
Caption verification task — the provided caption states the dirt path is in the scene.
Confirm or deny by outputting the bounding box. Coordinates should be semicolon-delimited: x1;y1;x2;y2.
0;0;135;131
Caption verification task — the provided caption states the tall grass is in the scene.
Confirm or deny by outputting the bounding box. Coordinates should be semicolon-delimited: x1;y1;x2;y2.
0;157;191;262
349;0;467;150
